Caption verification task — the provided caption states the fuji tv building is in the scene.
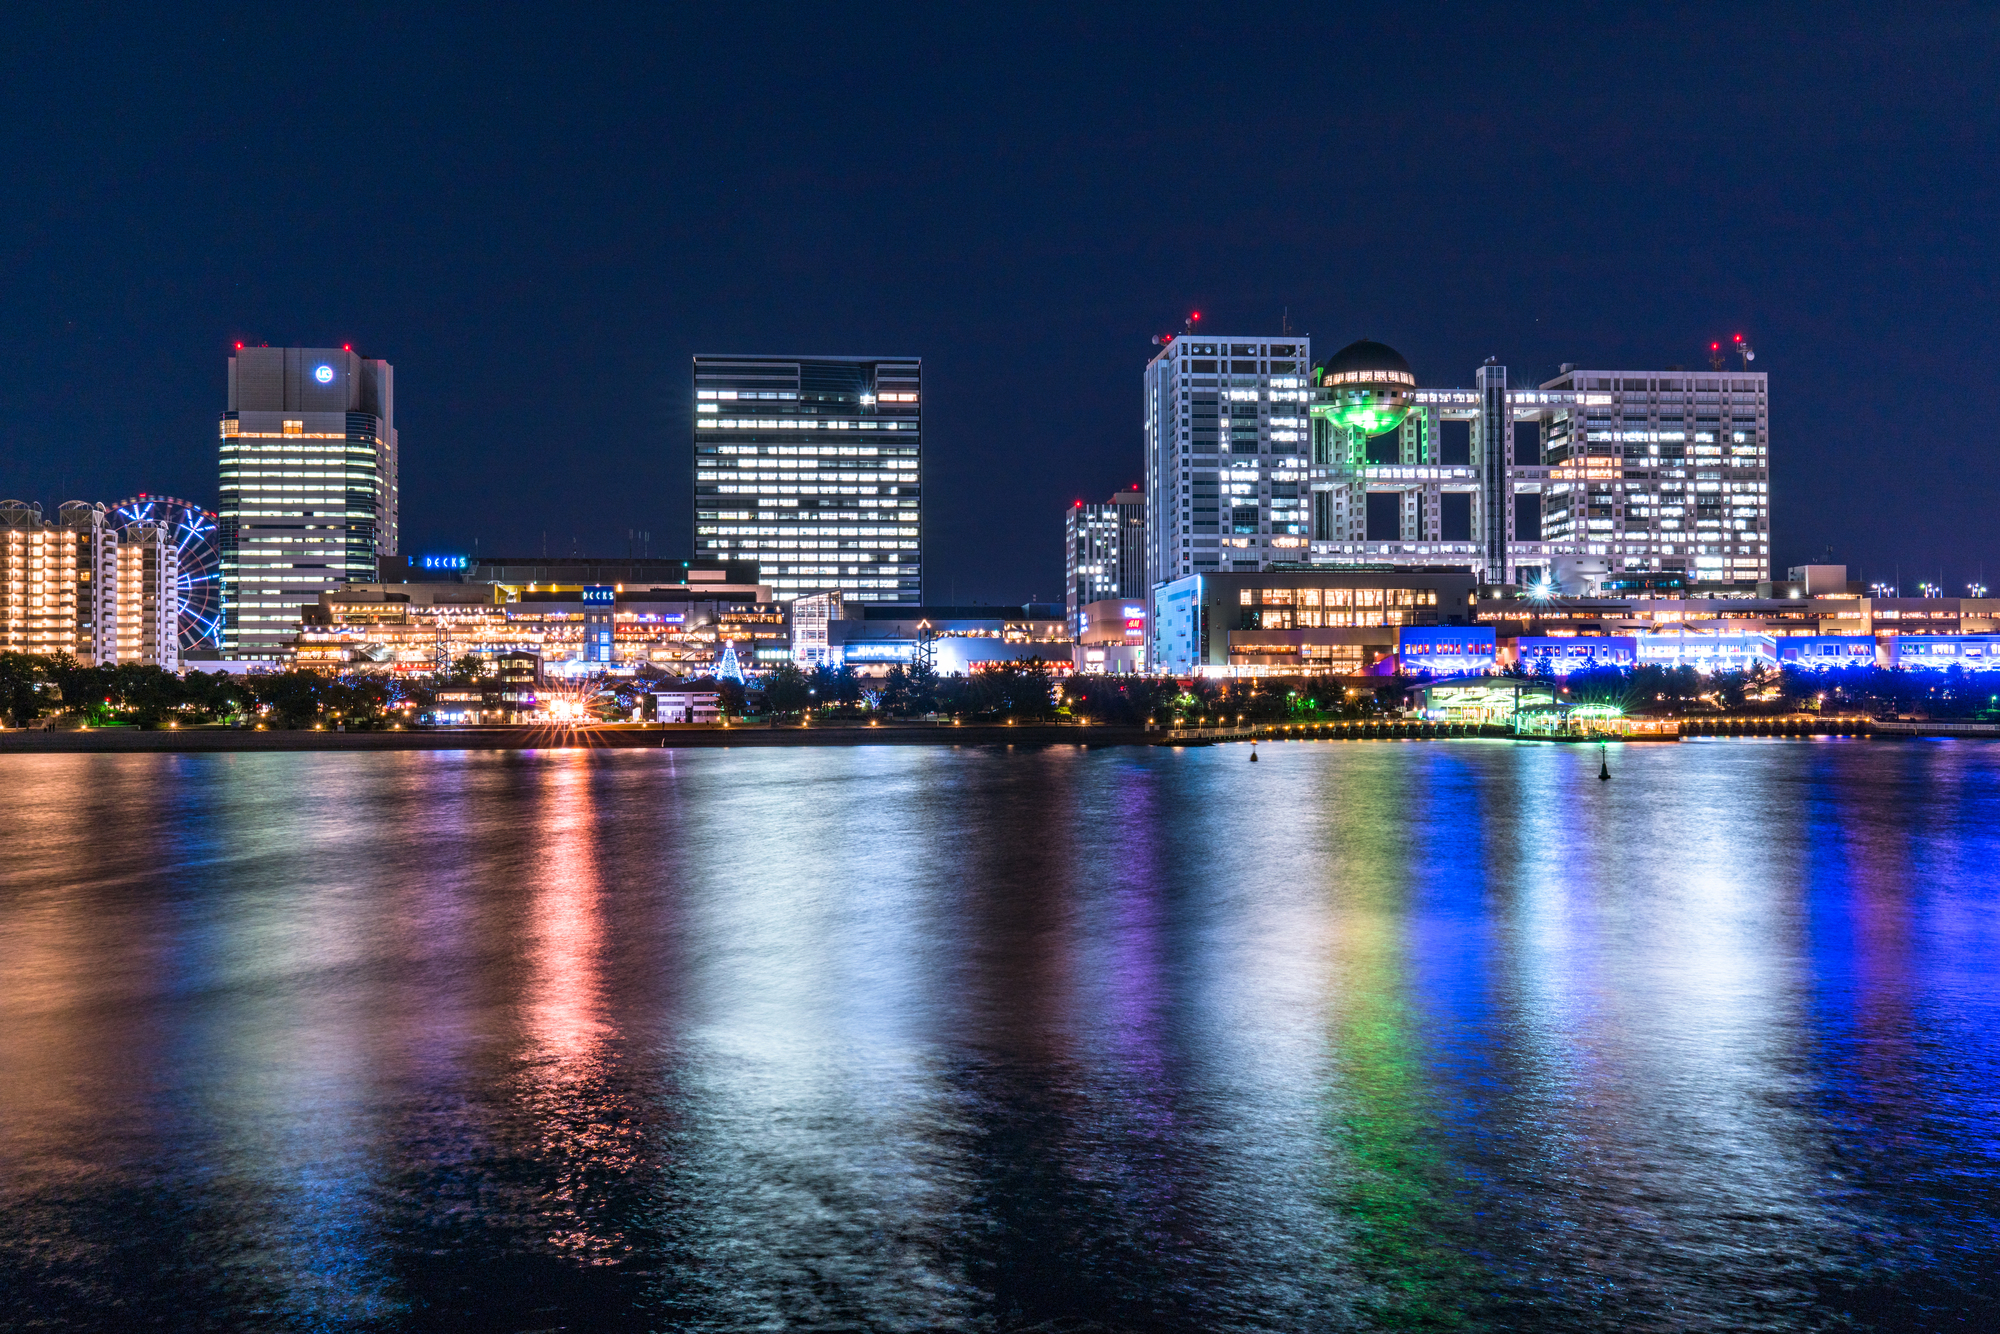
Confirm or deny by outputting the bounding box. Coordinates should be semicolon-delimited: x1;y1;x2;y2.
1144;336;1769;595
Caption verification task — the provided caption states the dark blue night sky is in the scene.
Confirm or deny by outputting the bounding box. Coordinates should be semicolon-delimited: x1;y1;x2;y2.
1;5;1994;602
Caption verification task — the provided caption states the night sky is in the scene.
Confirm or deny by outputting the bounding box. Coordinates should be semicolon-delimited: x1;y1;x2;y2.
2;6;1995;602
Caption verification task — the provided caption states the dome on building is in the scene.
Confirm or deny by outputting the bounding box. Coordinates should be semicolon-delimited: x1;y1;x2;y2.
1322;339;1412;381
1311;339;1417;437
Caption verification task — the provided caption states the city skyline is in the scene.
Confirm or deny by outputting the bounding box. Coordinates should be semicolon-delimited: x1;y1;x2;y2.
2;9;1996;604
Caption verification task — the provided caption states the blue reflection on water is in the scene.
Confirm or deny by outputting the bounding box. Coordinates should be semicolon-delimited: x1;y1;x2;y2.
1;740;1997;1331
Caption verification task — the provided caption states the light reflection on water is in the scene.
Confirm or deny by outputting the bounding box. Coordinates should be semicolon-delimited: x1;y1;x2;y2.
2;741;1998;1331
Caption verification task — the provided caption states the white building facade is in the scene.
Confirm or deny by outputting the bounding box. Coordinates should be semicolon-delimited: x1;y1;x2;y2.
1142;344;1771;598
1143;335;1313;595
1524;367;1769;588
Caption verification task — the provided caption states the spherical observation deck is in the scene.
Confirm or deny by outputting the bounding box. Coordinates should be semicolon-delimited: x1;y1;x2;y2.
1312;339;1417;436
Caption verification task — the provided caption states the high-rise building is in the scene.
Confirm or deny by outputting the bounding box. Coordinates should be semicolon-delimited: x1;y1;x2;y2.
114;522;180;670
1064;488;1145;634
1526;367;1769;588
692;355;921;604
1145;338;1773;626
0;500;178;668
1286;346;1770;591
1143;335;1313;598
219;346;398;656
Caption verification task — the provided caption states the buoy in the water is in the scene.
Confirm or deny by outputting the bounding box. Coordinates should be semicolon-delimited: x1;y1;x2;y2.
1599;744;1610;781
1249;744;1259;762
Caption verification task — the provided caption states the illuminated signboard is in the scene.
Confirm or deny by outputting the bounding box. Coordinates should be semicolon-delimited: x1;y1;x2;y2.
313;364;335;384
419;554;469;571
1122;606;1145;619
580;586;616;605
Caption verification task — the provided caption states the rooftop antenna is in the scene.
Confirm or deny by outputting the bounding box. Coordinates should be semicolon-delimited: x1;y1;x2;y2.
1734;333;1756;370
1708;341;1725;371
1281;306;1291;336
1183;310;1201;335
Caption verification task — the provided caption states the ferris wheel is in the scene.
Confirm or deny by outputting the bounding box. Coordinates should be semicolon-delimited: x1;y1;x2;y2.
110;495;223;652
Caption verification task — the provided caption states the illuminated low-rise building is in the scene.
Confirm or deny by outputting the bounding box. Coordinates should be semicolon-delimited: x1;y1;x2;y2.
1414;677;1555;723
812;603;1071;676
1506;636;1639;673
1773;636;1881;668
1073;598;1147;674
1884;635;2000;669
1393;626;1497;676
1151;569;1479;676
1633;629;1777;671
656;691;721;723
290;572;779;675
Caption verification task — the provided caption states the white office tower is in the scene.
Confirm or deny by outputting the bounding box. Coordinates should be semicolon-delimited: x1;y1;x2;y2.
1143;336;1312;595
219;347;398;656
1063;488;1145;634
1527;368;1770;587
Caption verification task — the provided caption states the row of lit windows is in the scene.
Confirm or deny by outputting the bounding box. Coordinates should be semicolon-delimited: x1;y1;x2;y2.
700;524;917;536
1247;609;1418;629
1242;587;1438;608
717;539;916;550
708;451;917;464
221;445;377;457
698;417;916;431
770;578;910;589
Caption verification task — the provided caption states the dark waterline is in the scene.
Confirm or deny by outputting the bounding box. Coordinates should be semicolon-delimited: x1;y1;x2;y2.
2;742;1997;1332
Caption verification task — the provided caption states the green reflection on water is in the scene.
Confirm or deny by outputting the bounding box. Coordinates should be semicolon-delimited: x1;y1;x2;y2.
1324;854;1489;1328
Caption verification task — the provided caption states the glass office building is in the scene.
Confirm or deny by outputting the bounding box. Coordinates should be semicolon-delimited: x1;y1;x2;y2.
692;355;921;604
219;346;398;656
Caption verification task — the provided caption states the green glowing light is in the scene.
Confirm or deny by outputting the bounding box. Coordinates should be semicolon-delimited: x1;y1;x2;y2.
1313;390;1412;436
